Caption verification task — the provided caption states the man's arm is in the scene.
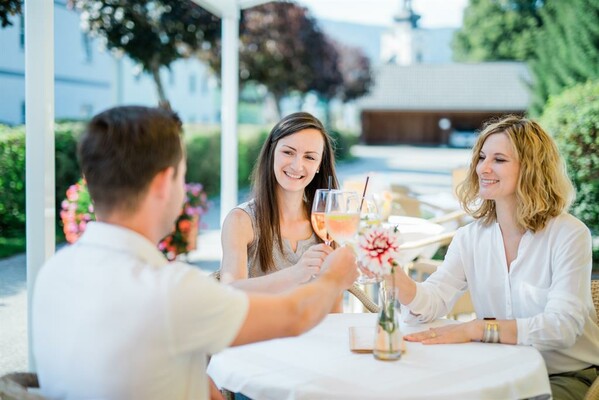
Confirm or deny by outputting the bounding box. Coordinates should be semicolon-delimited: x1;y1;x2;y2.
230;247;357;346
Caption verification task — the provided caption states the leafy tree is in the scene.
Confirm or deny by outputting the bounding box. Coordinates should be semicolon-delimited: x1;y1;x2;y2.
530;0;599;114
239;1;318;117
304;33;342;126
204;1;342;118
69;0;220;105
0;0;21;28
452;0;543;62
334;42;372;103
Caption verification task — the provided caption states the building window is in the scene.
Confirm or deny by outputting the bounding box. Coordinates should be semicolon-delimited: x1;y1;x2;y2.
189;74;196;94
201;74;208;94
82;34;93;63
19;13;24;50
20;100;25;124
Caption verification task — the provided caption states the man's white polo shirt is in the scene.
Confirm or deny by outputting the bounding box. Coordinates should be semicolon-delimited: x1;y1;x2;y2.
32;222;249;400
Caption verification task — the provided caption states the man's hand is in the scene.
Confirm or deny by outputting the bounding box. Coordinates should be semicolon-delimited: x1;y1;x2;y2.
291;243;334;283
319;246;358;289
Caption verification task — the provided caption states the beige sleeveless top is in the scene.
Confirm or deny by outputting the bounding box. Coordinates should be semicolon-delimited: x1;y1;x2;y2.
237;200;319;278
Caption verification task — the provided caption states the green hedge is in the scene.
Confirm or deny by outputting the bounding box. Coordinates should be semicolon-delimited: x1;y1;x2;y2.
539;80;599;269
0;123;81;239
540;80;599;236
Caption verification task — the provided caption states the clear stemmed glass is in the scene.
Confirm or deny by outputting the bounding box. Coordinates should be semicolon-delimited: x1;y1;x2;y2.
311;189;333;246
324;190;360;247
359;195;382;232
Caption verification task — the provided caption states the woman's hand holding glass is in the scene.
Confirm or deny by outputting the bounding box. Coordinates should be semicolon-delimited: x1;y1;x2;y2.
291;243;333;282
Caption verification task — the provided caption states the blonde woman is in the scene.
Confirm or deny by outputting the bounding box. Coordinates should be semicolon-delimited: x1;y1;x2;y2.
393;115;599;399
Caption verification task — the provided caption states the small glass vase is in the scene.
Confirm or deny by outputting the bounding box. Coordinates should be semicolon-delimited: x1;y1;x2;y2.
373;283;402;361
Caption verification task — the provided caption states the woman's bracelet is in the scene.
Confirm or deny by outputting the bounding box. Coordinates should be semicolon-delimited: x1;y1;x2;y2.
482;321;500;343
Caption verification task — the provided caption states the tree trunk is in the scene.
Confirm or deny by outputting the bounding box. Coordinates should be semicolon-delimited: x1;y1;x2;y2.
298;94;306;110
150;57;170;110
273;92;283;120
323;98;332;129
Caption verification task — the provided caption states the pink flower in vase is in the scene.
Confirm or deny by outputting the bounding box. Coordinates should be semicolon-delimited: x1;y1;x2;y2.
358;227;402;279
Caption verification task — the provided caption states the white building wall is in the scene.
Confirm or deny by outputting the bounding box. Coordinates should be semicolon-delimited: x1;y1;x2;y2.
0;1;115;125
118;57;219;124
0;1;220;126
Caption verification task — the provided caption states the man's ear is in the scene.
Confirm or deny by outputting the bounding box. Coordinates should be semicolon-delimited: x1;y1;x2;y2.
149;166;175;200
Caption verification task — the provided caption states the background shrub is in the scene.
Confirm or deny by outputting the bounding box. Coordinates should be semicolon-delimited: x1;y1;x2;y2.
0;123;83;240
0;127;26;237
540;80;599;235
330;129;359;161
540;80;599;268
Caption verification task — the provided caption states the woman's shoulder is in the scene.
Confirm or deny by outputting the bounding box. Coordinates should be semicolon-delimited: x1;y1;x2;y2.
224;204;254;232
235;199;255;213
545;213;591;236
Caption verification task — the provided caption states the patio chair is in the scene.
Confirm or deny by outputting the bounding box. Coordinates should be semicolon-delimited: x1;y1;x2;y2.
585;280;599;400
0;372;46;400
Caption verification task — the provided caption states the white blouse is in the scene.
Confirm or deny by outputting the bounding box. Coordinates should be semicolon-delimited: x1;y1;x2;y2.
404;213;599;374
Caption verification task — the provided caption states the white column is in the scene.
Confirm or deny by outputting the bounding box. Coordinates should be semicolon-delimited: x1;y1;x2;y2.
219;10;240;225
25;0;55;370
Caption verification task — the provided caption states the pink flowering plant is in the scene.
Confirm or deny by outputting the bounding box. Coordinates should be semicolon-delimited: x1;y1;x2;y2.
60;178;95;244
61;180;209;260
357;226;401;280
158;183;209;260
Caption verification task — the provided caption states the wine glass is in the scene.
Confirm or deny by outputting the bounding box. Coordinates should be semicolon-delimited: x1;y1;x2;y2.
324;190;360;246
311;189;332;246
359;195;382;232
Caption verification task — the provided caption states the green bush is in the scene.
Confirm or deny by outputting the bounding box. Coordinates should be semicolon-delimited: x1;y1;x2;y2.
0;123;82;240
540;80;599;235
0;127;26;237
330;129;359;162
540;80;599;269
184;128;268;196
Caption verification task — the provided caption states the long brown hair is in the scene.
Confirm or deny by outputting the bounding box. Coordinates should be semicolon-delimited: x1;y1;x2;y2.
251;112;338;273
457;115;574;232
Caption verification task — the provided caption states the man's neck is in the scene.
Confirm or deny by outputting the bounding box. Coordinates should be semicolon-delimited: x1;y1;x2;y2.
97;210;162;245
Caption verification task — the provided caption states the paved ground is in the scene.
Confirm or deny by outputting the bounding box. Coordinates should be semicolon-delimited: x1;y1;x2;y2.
0;144;472;375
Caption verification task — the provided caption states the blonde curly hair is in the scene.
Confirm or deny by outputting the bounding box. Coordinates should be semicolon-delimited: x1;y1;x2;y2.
457;115;574;232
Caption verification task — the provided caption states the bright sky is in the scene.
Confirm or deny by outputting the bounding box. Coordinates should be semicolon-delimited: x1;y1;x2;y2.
297;0;469;28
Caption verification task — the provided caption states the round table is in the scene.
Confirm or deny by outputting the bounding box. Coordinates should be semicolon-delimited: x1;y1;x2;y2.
208;313;551;400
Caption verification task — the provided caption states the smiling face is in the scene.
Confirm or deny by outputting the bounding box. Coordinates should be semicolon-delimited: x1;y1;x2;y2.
273;128;324;194
476;132;520;205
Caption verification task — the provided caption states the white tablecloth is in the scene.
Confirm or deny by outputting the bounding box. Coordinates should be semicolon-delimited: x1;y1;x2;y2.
208;314;551;400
